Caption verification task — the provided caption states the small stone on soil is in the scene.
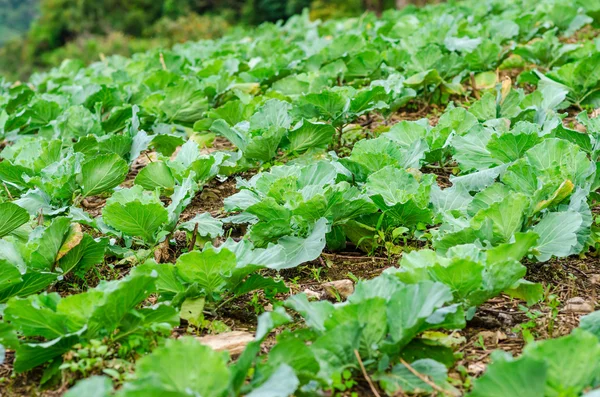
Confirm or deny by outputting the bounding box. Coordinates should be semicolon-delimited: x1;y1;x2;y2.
322;279;354;299
564;297;595;314
196;331;254;355
589;274;600;285
303;289;322;300
467;362;487;376
477;330;507;345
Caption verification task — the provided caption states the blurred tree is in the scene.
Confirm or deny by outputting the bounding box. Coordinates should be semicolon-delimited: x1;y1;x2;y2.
0;0;39;44
26;0;247;53
287;0;313;15
243;0;312;23
362;0;384;15
0;0;439;81
163;0;192;18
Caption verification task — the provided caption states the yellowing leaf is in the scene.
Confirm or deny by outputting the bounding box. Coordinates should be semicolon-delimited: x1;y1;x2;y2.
56;223;83;261
474;71;498;90
501;76;512;103
533;179;574;214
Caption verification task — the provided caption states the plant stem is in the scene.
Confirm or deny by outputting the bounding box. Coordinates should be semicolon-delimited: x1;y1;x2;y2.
354;350;381;397
400;358;456;396
336;125;344;150
3;183;13;200
189;223;199;251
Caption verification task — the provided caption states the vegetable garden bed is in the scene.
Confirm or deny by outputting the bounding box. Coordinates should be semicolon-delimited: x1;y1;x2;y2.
2;0;600;395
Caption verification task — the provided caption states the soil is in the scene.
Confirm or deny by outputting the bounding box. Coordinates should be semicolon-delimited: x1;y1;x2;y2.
180;176;239;221
0;353;63;397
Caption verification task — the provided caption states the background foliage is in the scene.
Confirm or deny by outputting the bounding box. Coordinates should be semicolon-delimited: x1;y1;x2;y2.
0;0;417;81
0;0;38;45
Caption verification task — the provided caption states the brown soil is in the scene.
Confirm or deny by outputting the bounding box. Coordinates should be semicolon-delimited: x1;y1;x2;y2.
0;358;63;397
180;177;238;221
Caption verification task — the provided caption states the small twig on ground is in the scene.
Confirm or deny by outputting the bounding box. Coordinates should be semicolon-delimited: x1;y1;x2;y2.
478;307;518;315
562;263;588;278
321;252;389;261
400;358;454;396
354;350;381;397
360;116;375;127
37;209;44;226
318;255;326;267
457;339;475;352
